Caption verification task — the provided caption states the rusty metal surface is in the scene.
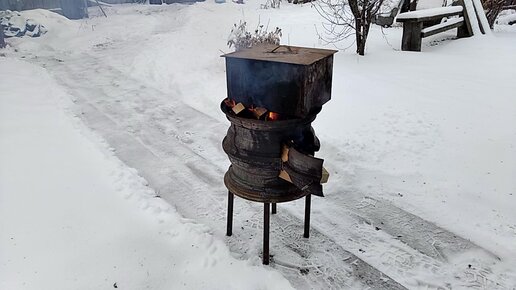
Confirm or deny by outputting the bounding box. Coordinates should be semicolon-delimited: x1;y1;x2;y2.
222;44;337;66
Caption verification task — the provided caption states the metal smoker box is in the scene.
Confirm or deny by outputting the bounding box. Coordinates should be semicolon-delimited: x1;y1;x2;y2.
223;44;337;118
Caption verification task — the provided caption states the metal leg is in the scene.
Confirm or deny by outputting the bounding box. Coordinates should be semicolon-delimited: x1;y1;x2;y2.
304;194;311;238
227;191;234;236
272;203;277;214
263;202;270;265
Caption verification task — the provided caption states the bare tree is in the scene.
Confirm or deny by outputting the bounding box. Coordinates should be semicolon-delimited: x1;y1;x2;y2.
315;0;385;55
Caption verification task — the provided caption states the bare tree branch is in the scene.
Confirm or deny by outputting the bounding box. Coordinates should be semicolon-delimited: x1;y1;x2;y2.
314;0;385;55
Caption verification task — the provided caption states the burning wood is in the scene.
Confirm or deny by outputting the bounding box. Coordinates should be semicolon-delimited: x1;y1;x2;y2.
249;106;268;119
267;111;280;121
224;98;283;120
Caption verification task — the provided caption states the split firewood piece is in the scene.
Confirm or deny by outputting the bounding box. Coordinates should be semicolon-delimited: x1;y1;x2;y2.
281;145;289;162
320;167;329;184
287;146;324;180
250;107;268;119
224;98;236;108
232;103;246;115
279;170;292;183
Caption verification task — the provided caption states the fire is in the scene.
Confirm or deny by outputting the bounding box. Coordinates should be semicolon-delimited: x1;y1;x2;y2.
267;112;280;121
224;98;282;121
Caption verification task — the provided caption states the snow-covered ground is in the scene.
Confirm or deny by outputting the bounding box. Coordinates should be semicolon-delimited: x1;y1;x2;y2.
1;1;515;289
0;58;293;289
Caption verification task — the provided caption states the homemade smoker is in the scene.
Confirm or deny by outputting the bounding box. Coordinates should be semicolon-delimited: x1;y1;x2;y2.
221;44;337;264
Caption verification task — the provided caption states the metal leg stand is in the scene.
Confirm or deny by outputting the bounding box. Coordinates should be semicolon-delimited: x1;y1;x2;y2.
272;203;277;214
263;202;270;265
304;194;311;238
227;191;234;236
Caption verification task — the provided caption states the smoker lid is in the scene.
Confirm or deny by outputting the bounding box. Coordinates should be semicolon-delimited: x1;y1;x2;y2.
222;44;337;65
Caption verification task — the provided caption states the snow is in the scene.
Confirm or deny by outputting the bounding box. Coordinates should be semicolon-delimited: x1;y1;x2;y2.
1;1;516;289
463;0;482;34
396;6;463;19
472;0;492;34
416;0;446;10
421;16;463;34
0;58;293;290
498;12;516;25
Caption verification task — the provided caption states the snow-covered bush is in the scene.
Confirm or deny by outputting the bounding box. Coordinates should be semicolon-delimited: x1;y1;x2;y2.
227;21;282;51
497;9;516;25
0;10;47;38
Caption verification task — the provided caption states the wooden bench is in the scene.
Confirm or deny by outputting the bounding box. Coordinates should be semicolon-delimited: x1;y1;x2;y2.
397;3;473;51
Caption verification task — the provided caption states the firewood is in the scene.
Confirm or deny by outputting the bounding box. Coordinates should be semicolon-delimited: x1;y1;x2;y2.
281;145;289;162
232;103;246;114
320;166;329;183
279;170;292;183
251;107;268;119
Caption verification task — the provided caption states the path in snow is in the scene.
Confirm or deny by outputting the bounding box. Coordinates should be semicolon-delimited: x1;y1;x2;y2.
10;4;513;289
20;44;509;290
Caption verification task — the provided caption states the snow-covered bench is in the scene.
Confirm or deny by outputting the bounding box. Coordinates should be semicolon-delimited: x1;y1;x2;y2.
396;3;473;51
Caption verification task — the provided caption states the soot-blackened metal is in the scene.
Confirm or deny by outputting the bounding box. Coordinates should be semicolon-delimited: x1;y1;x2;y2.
221;45;337;265
221;102;320;203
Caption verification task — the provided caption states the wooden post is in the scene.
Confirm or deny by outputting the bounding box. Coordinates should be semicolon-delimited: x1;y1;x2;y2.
401;21;423;51
457;0;474;37
226;191;234;236
272;203;277;214
263;202;270;265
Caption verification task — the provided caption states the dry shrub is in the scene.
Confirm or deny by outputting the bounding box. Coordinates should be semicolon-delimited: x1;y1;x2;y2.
227;21;282;51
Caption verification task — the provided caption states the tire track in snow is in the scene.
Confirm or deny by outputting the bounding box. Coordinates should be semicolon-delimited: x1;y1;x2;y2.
39;52;403;289
17;36;511;289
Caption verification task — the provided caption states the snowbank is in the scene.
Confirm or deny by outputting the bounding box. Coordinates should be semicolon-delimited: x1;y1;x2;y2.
0;10;48;38
0;58;293;290
2;1;515;288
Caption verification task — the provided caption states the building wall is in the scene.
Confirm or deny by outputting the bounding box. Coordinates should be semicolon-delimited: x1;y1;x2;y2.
23;0;61;9
0;0;61;11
